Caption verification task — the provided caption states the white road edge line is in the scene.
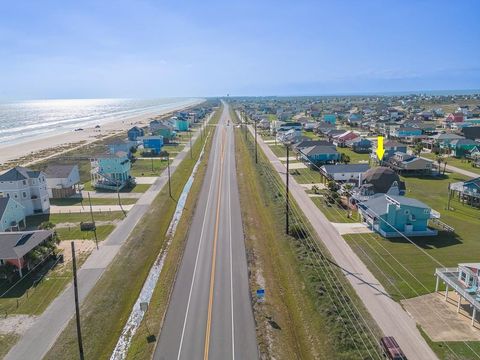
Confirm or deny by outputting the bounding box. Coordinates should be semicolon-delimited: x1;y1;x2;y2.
176;123;220;360
228;124;235;360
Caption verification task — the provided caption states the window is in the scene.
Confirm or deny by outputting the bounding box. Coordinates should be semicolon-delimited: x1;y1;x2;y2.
23;180;26;185
461;271;467;282
22;192;26;198
404;209;410;215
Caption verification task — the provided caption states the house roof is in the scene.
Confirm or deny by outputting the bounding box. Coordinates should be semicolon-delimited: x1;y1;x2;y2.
0;230;53;260
128;126;143;132
44;165;77;179
383;140;404;148
0;197;10;219
294;139;333;149
321;164;370;174
430;133;464;141
450;139;478;146
362;194;429;217
362;166;405;193
0;167;42;182
303;145;339;156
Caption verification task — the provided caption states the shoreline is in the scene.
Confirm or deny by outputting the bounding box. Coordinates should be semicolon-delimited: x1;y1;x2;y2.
0;98;204;166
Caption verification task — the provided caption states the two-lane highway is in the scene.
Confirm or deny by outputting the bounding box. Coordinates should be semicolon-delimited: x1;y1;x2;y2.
154;103;258;360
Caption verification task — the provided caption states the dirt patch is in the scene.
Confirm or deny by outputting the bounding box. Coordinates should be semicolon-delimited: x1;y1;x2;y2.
57;240;96;264
0;315;36;335
402;292;480;341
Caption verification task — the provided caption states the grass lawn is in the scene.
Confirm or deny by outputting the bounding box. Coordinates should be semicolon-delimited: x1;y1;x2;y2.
56;224;116;242
338;147;371;163
422;152;480;176
130;159;168;177
50;197;137;206
301;130;317;139
44;107;218;360
26;212;124;229
0;250;89;316
289;167;325;184
345;172;480;301
311;195;358;223
0;333;19;359
82;181;150;193
269;144;288;157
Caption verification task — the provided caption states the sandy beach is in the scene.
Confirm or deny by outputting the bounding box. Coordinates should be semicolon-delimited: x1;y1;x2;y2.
0;98;204;166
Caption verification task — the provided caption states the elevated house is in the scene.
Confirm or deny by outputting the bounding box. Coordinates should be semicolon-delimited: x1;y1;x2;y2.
372;140;408;162
300;145;340;166
0;230;54;277
320;164;370;182
425;133;465;151
293;139;333;152
277;128;302;144
449;177;480;207
349;137;372;153
142;136;164;155
391;126;423;139
127;126;145;141
44;165;81;198
173;117;189;131
323;114;336;124
435;263;480;326
386;152;433;175
91;153;134;191
0;167;50;216
449;139;480;158
444;112;465;127
351;167;406;203
347;113;363;126
358;194;439;238
107;139;136;158
332;131;359;147
151;122;175;143
0;197;26;231
258;118;270;130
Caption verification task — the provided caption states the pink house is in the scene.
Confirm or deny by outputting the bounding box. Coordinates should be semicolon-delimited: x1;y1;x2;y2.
445;112;465;123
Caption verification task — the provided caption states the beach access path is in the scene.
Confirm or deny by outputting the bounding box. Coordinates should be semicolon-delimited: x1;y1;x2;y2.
5;113;212;360
248;124;438;360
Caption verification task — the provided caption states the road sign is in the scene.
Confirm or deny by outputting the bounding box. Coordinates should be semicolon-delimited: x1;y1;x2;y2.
256;289;265;302
140;302;149;312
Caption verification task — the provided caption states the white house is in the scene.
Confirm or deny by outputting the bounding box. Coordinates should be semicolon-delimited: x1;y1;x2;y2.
0;167;50;216
321;164;370;182
44;165;81;198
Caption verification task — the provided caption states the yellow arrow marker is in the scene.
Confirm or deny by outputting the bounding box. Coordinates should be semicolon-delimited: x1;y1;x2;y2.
376;136;385;161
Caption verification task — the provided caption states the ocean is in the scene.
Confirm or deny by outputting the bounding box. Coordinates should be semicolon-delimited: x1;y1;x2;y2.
0;97;201;145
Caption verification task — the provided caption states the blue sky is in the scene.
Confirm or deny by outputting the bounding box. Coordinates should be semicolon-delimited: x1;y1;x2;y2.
0;0;479;99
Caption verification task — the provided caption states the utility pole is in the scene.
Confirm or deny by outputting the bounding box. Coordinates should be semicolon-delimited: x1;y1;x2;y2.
151;157;154;172
88;193;98;250
71;242;85;360
166;152;172;198
189;130;193;159
286;145;290;235
254;119;258;164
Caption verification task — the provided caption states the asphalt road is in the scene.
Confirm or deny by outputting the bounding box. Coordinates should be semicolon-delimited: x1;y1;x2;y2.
4;113;211;360
247;121;439;360
154;103;258;360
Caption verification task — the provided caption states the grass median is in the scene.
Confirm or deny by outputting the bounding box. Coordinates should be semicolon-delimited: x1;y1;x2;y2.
43;111;219;360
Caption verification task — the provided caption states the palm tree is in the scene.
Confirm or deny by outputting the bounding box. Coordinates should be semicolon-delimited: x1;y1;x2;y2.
436;155;443;175
340;153;351;164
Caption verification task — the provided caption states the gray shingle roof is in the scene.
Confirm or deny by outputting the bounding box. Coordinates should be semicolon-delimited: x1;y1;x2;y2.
321;164;370;174
0;197;9;219
303;145;339;156
0;230;53;259
0;167;41;182
44;165;77;179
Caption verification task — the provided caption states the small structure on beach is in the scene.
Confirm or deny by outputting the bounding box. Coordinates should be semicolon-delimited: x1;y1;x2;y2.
0;167;50;215
44;164;81;198
91;153;134;191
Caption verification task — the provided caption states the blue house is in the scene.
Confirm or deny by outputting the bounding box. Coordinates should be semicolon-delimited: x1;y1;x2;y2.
323;114;336;124
91;153;134;190
0;197;26;231
142;136;164;155
349;138;372;153
300;145;341;165
127;126;145;141
392;127;423;138
173;117;189;131
373;140;408;161
450;177;480;207
358;194;438;238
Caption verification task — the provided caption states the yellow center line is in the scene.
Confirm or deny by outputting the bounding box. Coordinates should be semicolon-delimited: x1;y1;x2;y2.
204;126;227;360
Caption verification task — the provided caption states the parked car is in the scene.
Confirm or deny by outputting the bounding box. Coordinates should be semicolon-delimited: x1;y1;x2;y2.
380;336;407;360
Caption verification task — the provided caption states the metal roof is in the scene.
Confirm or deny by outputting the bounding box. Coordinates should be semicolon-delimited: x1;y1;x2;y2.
0;230;53;259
